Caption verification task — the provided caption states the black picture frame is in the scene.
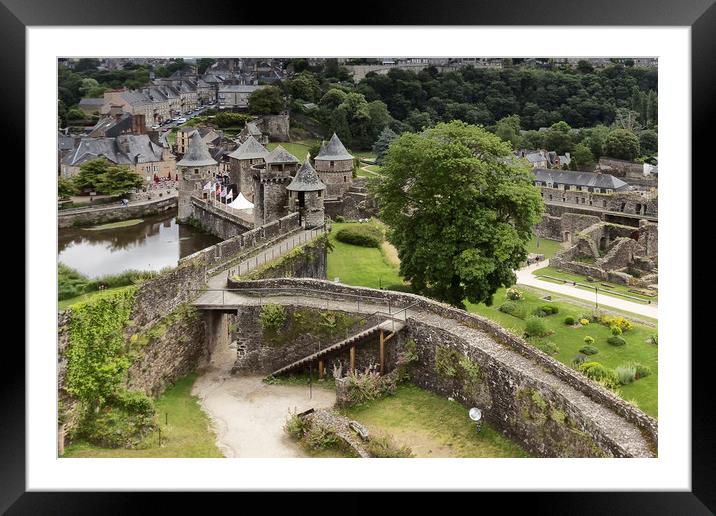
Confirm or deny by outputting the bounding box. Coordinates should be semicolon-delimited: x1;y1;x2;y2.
4;0;710;511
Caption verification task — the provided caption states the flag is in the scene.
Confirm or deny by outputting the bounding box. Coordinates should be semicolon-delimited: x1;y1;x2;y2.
220;186;227;198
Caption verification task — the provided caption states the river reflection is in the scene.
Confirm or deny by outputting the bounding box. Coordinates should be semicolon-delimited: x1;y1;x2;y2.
58;209;220;278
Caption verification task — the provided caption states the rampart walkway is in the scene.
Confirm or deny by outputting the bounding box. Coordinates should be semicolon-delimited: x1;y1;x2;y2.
192;279;656;458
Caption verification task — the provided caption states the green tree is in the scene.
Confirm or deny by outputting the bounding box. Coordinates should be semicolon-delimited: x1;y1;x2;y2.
58;177;76;198
572;143;595;170
197;58;216;74
494;115;521;148
287;71;321;103
372;121;544;308
372;126;398;165
639;129;658;155
248;86;284;115
604;129;640;160
74;158;143;195
67;108;85;121
94;165;144;196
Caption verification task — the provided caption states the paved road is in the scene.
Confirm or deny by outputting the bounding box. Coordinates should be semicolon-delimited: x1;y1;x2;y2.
516;260;658;319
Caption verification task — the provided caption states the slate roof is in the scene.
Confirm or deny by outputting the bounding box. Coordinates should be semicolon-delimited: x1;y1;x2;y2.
176;131;217;167
315;133;353;161
58;133;76;152
287;160;326;192
534;169;629;191
62;134;164;167
78;97;105;108
218;84;264;93
227;135;269;160
245;121;262;136
265;145;299;164
87;113;132;137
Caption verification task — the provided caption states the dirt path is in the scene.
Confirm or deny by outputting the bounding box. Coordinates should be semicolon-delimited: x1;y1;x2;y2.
191;339;335;458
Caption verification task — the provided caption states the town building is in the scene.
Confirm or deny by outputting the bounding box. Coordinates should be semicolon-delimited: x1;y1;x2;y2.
314;133;355;199
218;84;265;110
60;134;175;181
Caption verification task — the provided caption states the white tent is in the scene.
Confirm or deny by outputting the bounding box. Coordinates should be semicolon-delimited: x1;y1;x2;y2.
227;192;254;210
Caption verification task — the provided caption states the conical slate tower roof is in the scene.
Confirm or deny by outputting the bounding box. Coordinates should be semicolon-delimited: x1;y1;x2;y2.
176;131;217;167
315;133;353;161
287;158;326;192
227;135;269;160
265;145;299;164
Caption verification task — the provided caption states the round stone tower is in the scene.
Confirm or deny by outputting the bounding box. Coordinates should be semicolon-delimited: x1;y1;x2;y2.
176;131;218;222
226;135;268;202
287;156;326;228
251;145;299;226
314;133;354;199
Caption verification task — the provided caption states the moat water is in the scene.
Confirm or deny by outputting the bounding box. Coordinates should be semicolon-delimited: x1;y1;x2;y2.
58;209;220;278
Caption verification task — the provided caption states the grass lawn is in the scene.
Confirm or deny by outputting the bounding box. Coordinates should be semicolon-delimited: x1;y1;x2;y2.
62;373;224;458
82;219;144;231
527;236;563;259
58;285;134;311
327;222;406;290
267;140;316;161
466;287;658;417
341;384;531;457
356;164;382;178
533;266;658;303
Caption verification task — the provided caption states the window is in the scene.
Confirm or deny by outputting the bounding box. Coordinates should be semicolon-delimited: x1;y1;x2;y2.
344;176;347;182
570;185;577;191
603;200;607;208
317;191;321;198
535;181;542;186
330;161;335;167
606;189;613;194
546;182;553;188
594;188;601;193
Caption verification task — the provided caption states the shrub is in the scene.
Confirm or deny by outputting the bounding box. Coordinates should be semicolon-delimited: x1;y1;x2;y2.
600;315;633;332
607;336;627;347
77;402;156;449
610;325;623;336
499;301;518;315
505;287;524;301
110;389;155;415
621;361;652;379
579;361;619;388
649;334;658;345
304;424;340;451
571;353;587;367
615;365;637;385
524;317;550;337
345;367;396;405
366;434;413;458
583;336;595;345
334;215;345;223
260;304;287;334
284;411;309;440
335;225;383;247
532;339;560;356
579;345;599;355
579;318;590;326
564;316;575;325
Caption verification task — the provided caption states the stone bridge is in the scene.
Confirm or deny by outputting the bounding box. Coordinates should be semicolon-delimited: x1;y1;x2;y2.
193;278;658;458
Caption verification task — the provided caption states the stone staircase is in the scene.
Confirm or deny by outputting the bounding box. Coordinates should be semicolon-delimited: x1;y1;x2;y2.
268;319;405;378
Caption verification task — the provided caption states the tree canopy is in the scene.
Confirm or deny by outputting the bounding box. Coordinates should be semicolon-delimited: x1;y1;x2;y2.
604;129;641;161
248;86;285;115
372;121;544;308
73;159;144;196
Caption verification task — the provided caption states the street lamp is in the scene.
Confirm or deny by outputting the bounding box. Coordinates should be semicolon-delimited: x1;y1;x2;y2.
469;407;483;433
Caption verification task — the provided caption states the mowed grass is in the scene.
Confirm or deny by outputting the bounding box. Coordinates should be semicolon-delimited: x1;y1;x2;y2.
533;266;658;303
341;384;531;458
526;236;563;259
267;140;315;161
62;374;224;458
58;285;134;311
466;287;658;417
327;222;406;290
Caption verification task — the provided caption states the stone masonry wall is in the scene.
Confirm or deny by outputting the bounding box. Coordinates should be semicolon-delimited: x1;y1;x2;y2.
228;278;658;456
189;197;252;240
58;195;177;228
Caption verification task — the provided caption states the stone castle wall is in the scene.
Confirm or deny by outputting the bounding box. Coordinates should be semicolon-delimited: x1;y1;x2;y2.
58;195;177;228
189;197;253;240
227;277;658;458
258;114;290;142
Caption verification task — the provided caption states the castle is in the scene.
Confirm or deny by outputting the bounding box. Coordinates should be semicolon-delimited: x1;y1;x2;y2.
177;131;371;231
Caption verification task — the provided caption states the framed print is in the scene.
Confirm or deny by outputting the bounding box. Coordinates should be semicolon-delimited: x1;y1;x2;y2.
4;0;712;511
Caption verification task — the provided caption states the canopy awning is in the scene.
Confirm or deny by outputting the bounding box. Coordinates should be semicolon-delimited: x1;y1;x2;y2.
227;192;254;210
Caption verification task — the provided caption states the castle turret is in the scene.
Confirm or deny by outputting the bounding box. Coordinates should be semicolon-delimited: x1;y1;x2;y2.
252;145;299;226
227;135;268;201
314;133;354;199
287;156;326;228
176;131;218;221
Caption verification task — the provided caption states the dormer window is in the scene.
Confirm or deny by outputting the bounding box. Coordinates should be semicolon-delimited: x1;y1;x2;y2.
594;188;601;193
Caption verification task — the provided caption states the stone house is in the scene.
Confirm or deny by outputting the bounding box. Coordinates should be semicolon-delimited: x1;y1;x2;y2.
227;135;269;200
60;134;176;181
218;84;265;110
534;169;629;195
101;89;171;127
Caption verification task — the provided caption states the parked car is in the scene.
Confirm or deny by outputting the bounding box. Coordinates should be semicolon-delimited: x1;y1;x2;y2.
151;124;160;130
177;117;187;124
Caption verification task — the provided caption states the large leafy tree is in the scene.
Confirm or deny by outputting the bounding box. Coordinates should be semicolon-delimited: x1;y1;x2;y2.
372;121;544;308
248;86;285;115
74;158;143;195
604;129;640;160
